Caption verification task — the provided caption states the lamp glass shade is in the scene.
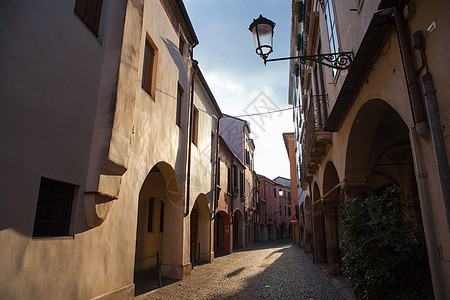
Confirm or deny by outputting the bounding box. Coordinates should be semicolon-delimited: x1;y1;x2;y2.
249;15;275;57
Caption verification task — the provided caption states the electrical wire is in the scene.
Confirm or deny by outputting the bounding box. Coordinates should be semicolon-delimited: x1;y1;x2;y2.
231;107;293;118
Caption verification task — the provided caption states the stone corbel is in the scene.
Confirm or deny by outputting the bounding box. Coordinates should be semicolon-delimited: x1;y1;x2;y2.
85;160;127;227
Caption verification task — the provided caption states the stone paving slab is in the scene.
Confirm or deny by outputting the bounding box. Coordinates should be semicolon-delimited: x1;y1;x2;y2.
136;240;346;300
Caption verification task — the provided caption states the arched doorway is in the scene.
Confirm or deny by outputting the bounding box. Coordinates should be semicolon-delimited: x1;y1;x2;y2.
190;194;210;265
260;223;267;241
134;162;183;295
215;211;231;254
322;161;341;274
344;99;432;295
267;223;276;240
313;182;327;263
280;222;287;239
233;209;244;249
299;203;305;248
304;196;312;253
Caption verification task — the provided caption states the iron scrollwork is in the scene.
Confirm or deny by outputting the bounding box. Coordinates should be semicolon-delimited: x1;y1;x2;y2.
264;51;354;70
298;52;354;70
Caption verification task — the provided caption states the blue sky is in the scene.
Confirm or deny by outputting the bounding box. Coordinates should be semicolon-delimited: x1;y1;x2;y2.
184;0;293;179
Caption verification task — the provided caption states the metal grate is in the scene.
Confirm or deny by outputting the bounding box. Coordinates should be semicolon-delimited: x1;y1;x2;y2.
33;177;75;237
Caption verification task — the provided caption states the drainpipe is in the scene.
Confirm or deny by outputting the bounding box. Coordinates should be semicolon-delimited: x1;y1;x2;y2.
394;7;448;299
212;119;221;221
421;72;450;232
393;7;428;137
185;43;198;217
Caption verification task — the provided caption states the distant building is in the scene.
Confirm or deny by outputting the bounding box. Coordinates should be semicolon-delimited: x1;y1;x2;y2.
220;115;257;247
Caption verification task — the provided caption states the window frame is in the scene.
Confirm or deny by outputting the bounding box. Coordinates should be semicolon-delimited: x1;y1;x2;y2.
74;0;104;37
176;83;184;127
142;37;157;98
324;0;340;77
191;106;199;146
33;177;75;237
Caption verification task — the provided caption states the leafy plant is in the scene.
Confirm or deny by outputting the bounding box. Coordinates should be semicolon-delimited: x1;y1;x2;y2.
292;62;300;77
339;186;433;300
291;1;304;22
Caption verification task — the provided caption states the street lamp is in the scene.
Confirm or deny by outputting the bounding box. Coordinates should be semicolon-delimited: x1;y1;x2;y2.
249;15;354;70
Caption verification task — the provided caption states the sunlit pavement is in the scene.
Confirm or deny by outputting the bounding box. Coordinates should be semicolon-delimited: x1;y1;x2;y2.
135;239;352;300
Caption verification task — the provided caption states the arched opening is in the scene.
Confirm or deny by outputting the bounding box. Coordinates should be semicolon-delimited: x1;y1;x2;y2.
322;161;341;274
134;162;183;295
343;99;432;296
254;220;261;243
280;222;287;239
233;209;244;249
313;182;327;263
190;194;210;265
214;211;231;255
299;203;305;248
267;223;276;240
304;196;312;253
260;223;267;242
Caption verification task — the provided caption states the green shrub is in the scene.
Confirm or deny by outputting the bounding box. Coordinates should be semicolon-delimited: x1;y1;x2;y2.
340;186;433;299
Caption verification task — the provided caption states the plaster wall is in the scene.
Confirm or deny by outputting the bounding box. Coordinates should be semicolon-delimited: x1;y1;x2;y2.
308;0;450;295
0;0;195;298
220;117;244;162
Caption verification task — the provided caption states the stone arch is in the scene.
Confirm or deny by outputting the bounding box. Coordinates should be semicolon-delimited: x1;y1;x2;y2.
134;162;184;290
313;181;327;263
191;193;211;264
322;161;341;274
346;99;417;195
233;209;244;249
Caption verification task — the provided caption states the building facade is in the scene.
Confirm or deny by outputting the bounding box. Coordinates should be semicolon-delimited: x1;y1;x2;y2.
0;1;222;299
220;115;257;247
289;0;450;298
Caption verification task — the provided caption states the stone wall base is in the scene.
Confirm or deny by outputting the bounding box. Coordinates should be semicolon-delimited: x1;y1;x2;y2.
91;283;134;300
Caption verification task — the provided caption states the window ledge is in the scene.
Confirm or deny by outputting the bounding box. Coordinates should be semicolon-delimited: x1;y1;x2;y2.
32;235;75;241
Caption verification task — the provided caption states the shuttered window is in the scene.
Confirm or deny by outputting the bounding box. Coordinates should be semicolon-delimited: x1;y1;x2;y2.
74;0;103;36
142;39;155;96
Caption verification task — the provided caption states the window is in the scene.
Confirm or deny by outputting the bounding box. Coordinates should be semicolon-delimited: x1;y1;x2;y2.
179;34;186;56
211;132;215;162
74;0;103;36
233;165;238;190
33;177;75;237
159;201;165;232
274;188;276;197
240;170;244;197
191;106;199;146
325;0;339;76
176;83;184;127
270;185;272;196
142;38;156;96
147;198;154;232
264;183;268;196
227;167;231;193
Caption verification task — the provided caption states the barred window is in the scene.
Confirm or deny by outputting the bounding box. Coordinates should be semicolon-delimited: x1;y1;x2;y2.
33;178;75;237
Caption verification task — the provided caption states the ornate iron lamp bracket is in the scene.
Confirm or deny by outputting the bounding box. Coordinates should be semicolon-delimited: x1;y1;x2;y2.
264;51;354;70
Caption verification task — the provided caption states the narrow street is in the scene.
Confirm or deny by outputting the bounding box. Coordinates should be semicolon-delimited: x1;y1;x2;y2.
136;240;347;300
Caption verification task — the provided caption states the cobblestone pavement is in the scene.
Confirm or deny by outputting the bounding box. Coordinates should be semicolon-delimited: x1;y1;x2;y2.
136;239;345;300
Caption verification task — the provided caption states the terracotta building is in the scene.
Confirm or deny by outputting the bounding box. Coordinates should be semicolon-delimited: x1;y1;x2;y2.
289;0;450;298
215;136;246;254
